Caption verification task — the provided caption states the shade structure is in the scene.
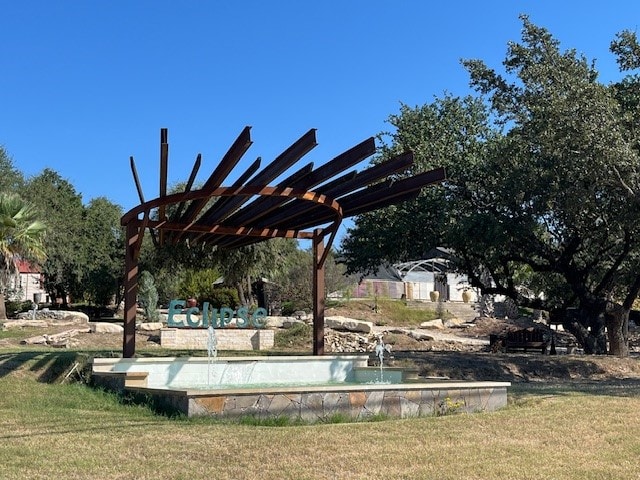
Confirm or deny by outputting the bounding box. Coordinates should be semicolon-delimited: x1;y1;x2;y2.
121;127;446;357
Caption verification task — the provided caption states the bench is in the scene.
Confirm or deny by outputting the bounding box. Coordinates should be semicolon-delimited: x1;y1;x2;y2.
504;328;548;353
490;328;548;353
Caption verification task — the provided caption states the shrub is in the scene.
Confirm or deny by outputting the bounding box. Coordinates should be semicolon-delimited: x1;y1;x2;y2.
205;287;240;309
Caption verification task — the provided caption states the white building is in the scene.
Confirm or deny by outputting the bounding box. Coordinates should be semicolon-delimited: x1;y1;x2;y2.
351;248;477;303
11;260;48;304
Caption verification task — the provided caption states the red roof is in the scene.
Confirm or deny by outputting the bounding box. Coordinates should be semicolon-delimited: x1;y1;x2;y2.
15;259;40;274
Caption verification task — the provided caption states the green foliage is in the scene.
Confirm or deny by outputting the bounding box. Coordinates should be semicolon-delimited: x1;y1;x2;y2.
343;16;640;355
178;268;220;302
0;193;47;319
271;246;355;313
216;239;298;305
205;287;239;309
274;322;312;349
3;299;33;317
0;147;24;194
24;169;85;304
437;397;465;416
137;271;159;322
81;197;124;306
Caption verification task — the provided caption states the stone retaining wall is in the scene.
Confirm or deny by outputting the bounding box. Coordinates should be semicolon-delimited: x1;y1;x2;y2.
160;328;274;350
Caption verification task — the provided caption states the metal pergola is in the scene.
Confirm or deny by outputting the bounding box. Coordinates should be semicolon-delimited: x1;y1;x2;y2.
120;127;445;357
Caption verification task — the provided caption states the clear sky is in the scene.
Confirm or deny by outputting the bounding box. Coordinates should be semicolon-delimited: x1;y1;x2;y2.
1;1;638;242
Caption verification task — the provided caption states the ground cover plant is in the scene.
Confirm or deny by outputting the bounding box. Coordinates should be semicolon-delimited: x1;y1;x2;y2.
1;350;640;479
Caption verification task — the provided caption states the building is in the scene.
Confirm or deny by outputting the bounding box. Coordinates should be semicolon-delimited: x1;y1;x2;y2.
350;248;477;303
11;259;48;304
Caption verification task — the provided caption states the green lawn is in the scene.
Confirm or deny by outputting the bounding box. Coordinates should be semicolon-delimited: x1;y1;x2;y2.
1;351;640;479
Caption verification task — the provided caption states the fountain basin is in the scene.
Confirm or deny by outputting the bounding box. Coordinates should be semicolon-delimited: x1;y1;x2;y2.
92;356;510;421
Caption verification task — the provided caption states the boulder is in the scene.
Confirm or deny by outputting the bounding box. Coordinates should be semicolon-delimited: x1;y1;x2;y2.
89;322;124;333
408;330;435;341
325;316;373;334
61;311;90;324
420;319;444;329
2;319;49;329
137;322;164;331
21;335;48;345
264;316;284;328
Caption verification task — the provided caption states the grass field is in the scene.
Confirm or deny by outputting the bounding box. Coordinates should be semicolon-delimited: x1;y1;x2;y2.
1;350;640;479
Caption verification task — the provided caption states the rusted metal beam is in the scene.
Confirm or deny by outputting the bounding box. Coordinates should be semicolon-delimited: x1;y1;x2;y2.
196;129;318;226
313;229;325;355
172;153;202;220
213;138;375;249
122;222;140;358
207;162;316;248
177;126;253;226
340;166;446;212
129;155;158;247
159;129;169;245
261;152;413;230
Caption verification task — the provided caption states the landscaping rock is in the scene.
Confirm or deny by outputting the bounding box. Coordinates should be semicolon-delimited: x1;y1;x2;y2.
2;320;49;329
444;317;466;328
137;322;164;331
264;316;284;328
21;335;48;345
420;319;444;329
61;311;90;324
89;322;124;333
408;330;436;341
325;316;373;333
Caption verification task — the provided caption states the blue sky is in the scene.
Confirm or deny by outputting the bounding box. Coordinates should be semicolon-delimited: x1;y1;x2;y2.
1;1;638;242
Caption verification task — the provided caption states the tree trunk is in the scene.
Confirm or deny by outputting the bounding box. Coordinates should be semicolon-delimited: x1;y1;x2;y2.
236;281;248;307
559;307;608;354
0;292;7;320
606;306;629;357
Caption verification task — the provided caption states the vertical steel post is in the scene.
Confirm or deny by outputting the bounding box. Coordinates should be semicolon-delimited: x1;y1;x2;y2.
123;222;139;358
312;229;325;355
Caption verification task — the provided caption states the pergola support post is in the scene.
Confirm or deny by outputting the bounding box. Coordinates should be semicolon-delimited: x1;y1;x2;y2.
312;229;325;355
123;222;140;358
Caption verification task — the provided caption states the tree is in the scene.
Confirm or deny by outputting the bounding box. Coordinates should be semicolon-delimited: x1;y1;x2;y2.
342;16;640;356
341;95;494;274
138;270;159;322
24;169;86;305
0;147;24;194
272;247;356;313
216;239;298;306
0;193;46;319
82;197;124;306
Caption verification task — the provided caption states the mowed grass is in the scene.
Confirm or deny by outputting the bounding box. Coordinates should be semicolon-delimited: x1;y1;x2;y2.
1;352;640;479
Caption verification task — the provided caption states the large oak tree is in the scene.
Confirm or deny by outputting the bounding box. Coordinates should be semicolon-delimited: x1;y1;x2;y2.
342;16;640;356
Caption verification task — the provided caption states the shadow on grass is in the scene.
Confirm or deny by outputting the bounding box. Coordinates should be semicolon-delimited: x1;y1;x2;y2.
394;350;640;398
0;351;105;383
509;379;640;398
0;417;164;440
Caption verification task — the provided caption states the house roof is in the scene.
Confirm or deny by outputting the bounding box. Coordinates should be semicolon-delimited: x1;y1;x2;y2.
15;259;40;274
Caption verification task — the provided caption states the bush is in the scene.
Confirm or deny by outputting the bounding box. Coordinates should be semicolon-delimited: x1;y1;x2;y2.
281;301;309;317
179;268;220;304
205;287;240;309
4;300;33;317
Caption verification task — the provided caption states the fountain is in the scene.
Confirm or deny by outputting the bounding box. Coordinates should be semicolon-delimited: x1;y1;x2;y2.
92;355;510;422
206;325;217;386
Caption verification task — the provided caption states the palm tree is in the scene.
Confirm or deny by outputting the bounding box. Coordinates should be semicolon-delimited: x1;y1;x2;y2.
0;193;46;320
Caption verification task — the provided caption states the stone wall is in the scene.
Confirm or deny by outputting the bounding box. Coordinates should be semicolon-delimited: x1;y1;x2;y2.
160;328;274;350
122;383;509;422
